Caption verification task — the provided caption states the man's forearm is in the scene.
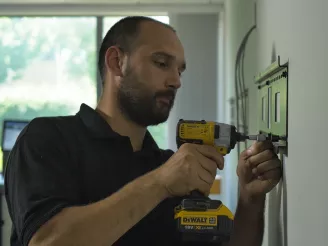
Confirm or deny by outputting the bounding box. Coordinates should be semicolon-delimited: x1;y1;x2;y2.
29;169;168;246
225;192;266;246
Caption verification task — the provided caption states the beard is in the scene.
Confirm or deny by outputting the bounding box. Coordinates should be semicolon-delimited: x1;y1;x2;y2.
117;65;176;127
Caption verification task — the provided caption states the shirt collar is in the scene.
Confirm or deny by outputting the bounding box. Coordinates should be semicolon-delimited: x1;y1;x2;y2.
77;103;160;152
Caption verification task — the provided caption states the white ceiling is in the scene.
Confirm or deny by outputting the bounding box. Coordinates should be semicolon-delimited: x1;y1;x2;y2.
0;0;225;4
0;0;224;15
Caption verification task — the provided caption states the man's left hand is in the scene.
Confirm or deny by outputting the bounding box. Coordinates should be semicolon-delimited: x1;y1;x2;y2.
237;141;282;202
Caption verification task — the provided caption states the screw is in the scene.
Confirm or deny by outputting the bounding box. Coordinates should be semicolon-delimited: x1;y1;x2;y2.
282;71;288;78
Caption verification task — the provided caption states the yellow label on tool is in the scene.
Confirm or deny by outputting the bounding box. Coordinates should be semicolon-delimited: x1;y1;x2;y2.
181;216;217;226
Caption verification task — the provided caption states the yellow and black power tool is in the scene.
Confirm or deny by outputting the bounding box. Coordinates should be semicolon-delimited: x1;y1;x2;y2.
174;119;248;244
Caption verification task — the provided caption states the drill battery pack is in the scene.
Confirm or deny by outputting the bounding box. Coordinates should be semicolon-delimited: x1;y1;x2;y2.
174;196;234;244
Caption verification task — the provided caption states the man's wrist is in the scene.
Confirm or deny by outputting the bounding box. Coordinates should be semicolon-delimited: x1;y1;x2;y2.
236;189;266;224
238;186;266;208
147;169;171;200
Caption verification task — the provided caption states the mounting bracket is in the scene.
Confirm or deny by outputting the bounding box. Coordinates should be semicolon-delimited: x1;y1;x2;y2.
255;56;288;152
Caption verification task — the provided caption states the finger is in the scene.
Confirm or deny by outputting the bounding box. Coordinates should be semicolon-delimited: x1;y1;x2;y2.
195;145;224;169
237;162;254;183
247;149;277;169
196;178;212;196
239;141;271;160
248;140;274;156
196;145;224;164
197;165;216;185
253;158;281;176
196;154;218;176
240;148;251;160
257;167;282;181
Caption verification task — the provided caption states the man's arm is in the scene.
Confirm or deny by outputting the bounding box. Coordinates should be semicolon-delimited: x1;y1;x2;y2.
6;120;223;246
222;140;282;246
29;169;169;246
5;119;171;246
223;194;265;246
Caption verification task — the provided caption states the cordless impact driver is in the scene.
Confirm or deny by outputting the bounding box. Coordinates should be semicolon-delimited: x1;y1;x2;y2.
173;119;273;244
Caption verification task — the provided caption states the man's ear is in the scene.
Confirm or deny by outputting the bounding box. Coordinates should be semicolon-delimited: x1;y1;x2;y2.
104;46;124;77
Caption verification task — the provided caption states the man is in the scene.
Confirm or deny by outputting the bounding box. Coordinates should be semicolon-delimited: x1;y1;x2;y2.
5;16;281;246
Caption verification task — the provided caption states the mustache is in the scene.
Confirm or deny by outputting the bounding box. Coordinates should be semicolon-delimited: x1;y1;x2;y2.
155;89;176;100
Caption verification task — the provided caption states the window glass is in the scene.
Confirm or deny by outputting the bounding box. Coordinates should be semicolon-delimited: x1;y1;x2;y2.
102;16;170;150
0;17;97;172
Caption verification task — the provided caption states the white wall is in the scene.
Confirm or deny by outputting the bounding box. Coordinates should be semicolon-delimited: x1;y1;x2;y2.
167;13;220;149
224;0;258;213
226;0;328;245
167;12;227;202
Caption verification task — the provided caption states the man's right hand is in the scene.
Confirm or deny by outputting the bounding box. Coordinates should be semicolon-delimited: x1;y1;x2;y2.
156;143;224;197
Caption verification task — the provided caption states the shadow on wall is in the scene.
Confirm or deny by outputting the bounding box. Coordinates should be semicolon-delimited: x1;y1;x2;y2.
267;179;282;245
267;42;288;246
267;150;288;246
271;43;276;63
283;153;288;246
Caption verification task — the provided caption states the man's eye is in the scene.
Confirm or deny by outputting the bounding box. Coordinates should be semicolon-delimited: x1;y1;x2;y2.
155;61;168;68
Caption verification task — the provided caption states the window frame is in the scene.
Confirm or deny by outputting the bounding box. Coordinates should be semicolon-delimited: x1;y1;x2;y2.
0;3;223;16
0;1;224;103
0;2;225;158
0;13;173;165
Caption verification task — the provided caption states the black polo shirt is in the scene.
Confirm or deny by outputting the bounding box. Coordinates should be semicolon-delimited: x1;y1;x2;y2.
5;103;218;246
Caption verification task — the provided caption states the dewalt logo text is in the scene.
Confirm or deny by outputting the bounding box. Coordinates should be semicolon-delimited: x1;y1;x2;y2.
181;216;217;226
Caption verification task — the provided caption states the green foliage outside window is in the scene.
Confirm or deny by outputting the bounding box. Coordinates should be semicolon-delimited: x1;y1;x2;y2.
0;16;169;172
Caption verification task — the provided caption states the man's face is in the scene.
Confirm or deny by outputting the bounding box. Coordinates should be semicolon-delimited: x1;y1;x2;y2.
116;21;186;127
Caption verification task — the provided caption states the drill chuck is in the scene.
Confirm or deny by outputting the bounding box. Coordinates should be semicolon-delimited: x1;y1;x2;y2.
235;132;248;142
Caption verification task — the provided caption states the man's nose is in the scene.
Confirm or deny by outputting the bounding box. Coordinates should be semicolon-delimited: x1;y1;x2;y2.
166;69;181;89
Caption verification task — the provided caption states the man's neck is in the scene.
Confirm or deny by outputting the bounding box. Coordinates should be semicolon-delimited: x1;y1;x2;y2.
96;98;146;152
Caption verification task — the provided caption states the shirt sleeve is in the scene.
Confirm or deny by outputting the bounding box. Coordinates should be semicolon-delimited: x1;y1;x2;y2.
4;118;81;246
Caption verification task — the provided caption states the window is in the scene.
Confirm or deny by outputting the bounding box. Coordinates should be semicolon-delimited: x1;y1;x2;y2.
102;16;170;149
0;17;97;171
0;15;171;172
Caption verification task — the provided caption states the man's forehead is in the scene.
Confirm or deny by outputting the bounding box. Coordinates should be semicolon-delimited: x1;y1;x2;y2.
137;21;186;63
139;20;174;37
